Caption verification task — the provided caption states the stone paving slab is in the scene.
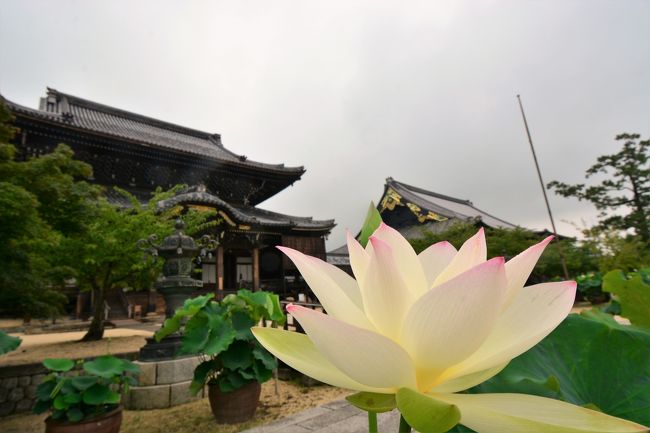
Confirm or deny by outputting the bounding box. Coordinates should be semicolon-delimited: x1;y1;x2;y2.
241;400;401;433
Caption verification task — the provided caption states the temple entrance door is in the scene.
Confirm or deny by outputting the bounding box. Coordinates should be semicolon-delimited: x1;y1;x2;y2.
224;249;253;290
235;256;253;288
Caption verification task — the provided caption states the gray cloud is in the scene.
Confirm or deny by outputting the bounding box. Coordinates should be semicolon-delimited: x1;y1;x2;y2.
1;0;648;248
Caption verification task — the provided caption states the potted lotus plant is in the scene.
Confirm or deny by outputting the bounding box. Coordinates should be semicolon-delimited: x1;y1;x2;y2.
33;355;139;433
155;289;285;424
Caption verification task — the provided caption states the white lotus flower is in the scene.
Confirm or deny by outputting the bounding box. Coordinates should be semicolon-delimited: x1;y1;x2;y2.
253;224;648;433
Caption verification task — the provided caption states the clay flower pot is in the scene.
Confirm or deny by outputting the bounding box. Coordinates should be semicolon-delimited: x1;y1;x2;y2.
45;406;123;433
208;382;261;424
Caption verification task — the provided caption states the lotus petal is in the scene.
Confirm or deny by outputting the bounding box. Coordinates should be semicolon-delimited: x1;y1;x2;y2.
362;237;416;339
503;236;553;307
372;223;428;295
288;304;417;390
347;230;370;288
433;392;649;433
401;258;506;389
277;247;373;330
428;363;508;394
418;240;457;289
434;228;487;286
252;327;388;393
443;281;576;381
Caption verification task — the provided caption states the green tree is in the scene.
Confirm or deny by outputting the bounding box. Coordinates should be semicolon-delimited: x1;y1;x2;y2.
409;221;597;281
547;134;649;244
60;187;216;341
0;103;98;320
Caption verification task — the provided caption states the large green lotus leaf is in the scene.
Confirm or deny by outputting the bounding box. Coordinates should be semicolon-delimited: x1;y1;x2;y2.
471;311;650;426
180;314;210;354
231;311;256;341
603;270;650;329
120;358;140;374
252;358;273;383
82;383;111;405
219;370;247;393
0;331;21;355
43;358;75;372
36;380;57;401
156;294;215;342
177;293;214;316
252;344;276;371
63;392;81;405
259;292;285;324
396;388;460;433
70;376;98;391
53;394;68;410
155;315;181;341
358;202;382;248
66;407;84;423
190;359;217;395
203;318;236;356
221;340;253;371
83;355;125;378
33;399;50;414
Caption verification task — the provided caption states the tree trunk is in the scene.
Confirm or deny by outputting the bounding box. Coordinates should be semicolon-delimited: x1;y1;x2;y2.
629;175;650;244
81;286;105;341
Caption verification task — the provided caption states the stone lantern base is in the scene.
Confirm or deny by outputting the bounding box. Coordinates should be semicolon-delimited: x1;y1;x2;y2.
138;335;184;362
125;356;205;410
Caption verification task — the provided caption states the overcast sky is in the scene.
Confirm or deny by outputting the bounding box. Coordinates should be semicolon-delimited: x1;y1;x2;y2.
1;0;649;249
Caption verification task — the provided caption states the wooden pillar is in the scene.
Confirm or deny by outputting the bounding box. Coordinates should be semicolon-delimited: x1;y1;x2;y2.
252;247;260;292
75;293;83;319
217;246;224;292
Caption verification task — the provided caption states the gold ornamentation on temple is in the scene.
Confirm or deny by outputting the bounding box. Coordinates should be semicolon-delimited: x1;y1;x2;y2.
406;203;448;223
380;188;448;224
380;188;403;211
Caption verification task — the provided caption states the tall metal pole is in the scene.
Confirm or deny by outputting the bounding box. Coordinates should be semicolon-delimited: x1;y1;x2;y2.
516;95;570;280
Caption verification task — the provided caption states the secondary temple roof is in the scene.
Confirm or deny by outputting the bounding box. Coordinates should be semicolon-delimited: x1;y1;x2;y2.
327;177;518;265
383;177;517;230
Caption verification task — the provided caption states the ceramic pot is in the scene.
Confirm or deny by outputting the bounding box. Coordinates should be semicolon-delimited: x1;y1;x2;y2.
208;381;261;424
44;405;123;433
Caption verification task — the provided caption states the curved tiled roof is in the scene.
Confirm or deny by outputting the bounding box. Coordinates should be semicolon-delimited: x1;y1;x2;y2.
2;88;304;175
385;177;517;229
157;190;335;231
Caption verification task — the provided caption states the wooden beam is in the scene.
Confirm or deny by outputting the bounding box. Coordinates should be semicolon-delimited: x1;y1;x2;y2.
253;247;260;292
217;246;224;292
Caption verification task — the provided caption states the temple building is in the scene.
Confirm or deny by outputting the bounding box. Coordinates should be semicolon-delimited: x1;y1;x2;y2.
327;177;517;270
2;88;334;312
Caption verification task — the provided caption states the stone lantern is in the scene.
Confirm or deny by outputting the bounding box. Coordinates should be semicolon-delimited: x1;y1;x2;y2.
137;218;215;361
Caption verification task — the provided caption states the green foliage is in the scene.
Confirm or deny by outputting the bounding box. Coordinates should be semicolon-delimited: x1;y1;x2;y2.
155;290;285;395
603;269;650;329
575;271;606;303
396;388;460;433
0;101;100;319
548;133;649;243
409;221;597;281
62;187;214;341
43;358;75;372
0;330;21;355
582;228;650;273
358;201;382;247
467;311;650;427
33;355;139;423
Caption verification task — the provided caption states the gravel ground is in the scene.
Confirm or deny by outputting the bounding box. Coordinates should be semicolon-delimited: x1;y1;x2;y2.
0;380;351;433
